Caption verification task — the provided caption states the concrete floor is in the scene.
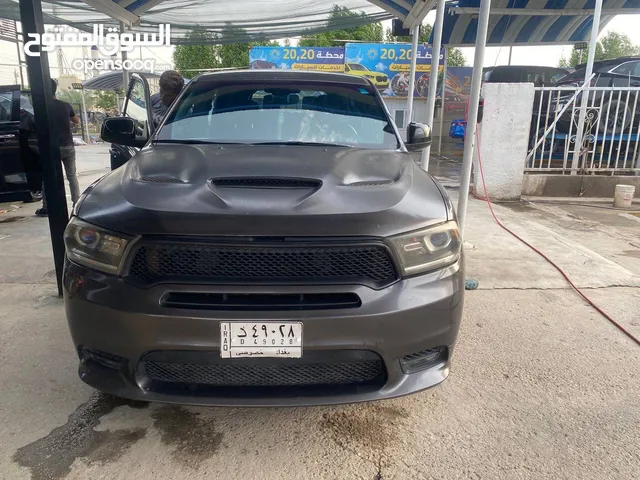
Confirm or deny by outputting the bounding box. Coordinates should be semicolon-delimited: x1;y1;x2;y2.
1;145;639;480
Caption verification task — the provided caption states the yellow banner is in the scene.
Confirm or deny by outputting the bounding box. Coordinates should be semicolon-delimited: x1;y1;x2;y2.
389;64;444;73
291;64;345;72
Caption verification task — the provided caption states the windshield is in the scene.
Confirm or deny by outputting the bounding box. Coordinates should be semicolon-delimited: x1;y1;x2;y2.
348;64;367;71
157;81;398;149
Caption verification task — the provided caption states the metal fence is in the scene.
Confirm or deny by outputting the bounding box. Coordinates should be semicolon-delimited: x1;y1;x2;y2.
526;85;640;175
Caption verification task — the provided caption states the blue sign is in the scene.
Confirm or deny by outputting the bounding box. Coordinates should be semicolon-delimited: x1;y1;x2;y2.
344;43;445;98
249;46;345;72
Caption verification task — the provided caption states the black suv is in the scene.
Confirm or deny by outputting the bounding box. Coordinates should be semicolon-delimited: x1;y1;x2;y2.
546;57;640;133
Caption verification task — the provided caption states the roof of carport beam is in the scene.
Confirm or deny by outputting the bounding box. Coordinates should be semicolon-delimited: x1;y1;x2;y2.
435;0;640;47
0;0;434;43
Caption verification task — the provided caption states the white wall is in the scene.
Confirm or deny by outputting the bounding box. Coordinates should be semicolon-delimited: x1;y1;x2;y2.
382;98;429;140
473;83;534;201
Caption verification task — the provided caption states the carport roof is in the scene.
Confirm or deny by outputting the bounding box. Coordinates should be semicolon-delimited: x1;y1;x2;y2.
0;0;434;43
436;0;640;47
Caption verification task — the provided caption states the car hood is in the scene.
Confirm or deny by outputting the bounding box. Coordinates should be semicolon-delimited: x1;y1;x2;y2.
77;144;449;237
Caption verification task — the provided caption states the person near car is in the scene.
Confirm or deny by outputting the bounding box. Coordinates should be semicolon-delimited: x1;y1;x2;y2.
150;70;184;128
35;79;81;217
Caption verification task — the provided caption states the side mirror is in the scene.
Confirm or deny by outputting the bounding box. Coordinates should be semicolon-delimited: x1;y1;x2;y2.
101;117;147;148
406;122;432;151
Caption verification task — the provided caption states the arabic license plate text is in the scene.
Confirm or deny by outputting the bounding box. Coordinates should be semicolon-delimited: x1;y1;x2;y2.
220;322;303;358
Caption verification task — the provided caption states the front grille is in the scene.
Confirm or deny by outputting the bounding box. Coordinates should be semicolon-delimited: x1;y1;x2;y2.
376;76;387;82
142;359;384;387
126;241;398;288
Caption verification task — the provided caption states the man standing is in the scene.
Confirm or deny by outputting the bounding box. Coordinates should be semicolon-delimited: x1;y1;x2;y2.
35;79;80;217
150;70;184;128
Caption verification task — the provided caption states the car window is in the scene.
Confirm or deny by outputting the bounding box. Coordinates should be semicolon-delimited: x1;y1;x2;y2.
125;79;149;137
0;93;11;122
633;62;640;77
611;61;638;76
349;64;366;71
157;81;399;149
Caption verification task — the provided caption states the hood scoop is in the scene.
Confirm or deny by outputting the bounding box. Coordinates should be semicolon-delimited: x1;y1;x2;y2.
346;179;395;187
140;176;186;184
209;177;322;190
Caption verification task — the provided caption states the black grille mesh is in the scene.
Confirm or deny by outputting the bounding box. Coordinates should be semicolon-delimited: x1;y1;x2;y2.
142;360;384;387
127;243;398;286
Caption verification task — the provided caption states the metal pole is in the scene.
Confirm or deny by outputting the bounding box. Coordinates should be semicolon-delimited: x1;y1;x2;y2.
120;22;129;92
14;21;25;88
80;87;90;143
508;46;513;65
570;0;602;175
406;25;420;123
457;0;492;237
438;55;448;155
578;49;583;64
19;0;69;295
421;0;445;172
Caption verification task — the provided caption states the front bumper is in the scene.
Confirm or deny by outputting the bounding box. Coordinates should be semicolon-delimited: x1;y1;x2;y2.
63;257;464;406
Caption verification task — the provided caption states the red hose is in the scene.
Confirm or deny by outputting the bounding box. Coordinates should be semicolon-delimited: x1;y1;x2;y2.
471;130;640;347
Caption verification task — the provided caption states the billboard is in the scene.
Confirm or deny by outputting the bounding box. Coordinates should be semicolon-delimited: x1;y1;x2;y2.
344;43;445;98
249;46;345;72
444;66;472;114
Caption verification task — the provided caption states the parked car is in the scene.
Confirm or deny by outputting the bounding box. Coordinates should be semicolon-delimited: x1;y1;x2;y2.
64;70;464;406
0;85;42;203
483;65;570;86
345;63;390;90
537;57;640;134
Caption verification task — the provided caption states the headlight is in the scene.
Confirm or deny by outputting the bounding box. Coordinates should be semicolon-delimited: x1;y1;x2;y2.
64;217;133;274
389;222;461;276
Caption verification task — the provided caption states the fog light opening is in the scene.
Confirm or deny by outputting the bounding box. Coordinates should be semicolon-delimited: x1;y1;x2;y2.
80;347;127;370
400;346;448;374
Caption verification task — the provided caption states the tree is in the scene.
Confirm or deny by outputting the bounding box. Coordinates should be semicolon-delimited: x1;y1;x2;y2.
57;89;95;110
173;29;217;76
299;6;383;46
446;48;467;67
173;27;277;74
94;90;119;112
215;24;277;69
558;31;639;67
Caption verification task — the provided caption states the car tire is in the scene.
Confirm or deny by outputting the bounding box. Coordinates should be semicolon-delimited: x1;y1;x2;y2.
600;99;632;134
24;190;43;203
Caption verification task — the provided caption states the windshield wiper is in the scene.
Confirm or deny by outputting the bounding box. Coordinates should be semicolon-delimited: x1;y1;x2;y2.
250;141;352;148
153;139;245;145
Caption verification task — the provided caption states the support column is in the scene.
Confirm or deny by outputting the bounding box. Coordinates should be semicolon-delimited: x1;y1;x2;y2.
570;0;602;175
120;22;129;92
456;0;492;237
406;25;420;123
19;0;69;295
438;55;448;155
421;0;445;172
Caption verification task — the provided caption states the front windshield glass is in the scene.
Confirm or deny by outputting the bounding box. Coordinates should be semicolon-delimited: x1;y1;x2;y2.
156;80;398;149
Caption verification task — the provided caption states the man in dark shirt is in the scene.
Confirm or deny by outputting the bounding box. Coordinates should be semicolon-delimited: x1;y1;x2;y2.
150;70;184;128
35;79;81;216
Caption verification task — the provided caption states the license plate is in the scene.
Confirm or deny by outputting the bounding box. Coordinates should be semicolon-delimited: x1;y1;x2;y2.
220;322;303;358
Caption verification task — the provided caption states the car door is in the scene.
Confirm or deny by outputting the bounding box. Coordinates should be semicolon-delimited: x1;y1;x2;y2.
108;73;154;170
0;84;35;202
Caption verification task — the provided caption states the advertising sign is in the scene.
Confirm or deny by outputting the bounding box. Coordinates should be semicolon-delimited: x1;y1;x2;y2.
344;43;445;98
444;66;472;114
249;46;345;72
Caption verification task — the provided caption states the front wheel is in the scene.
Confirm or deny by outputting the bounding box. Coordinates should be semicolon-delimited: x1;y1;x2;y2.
600;100;632;134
